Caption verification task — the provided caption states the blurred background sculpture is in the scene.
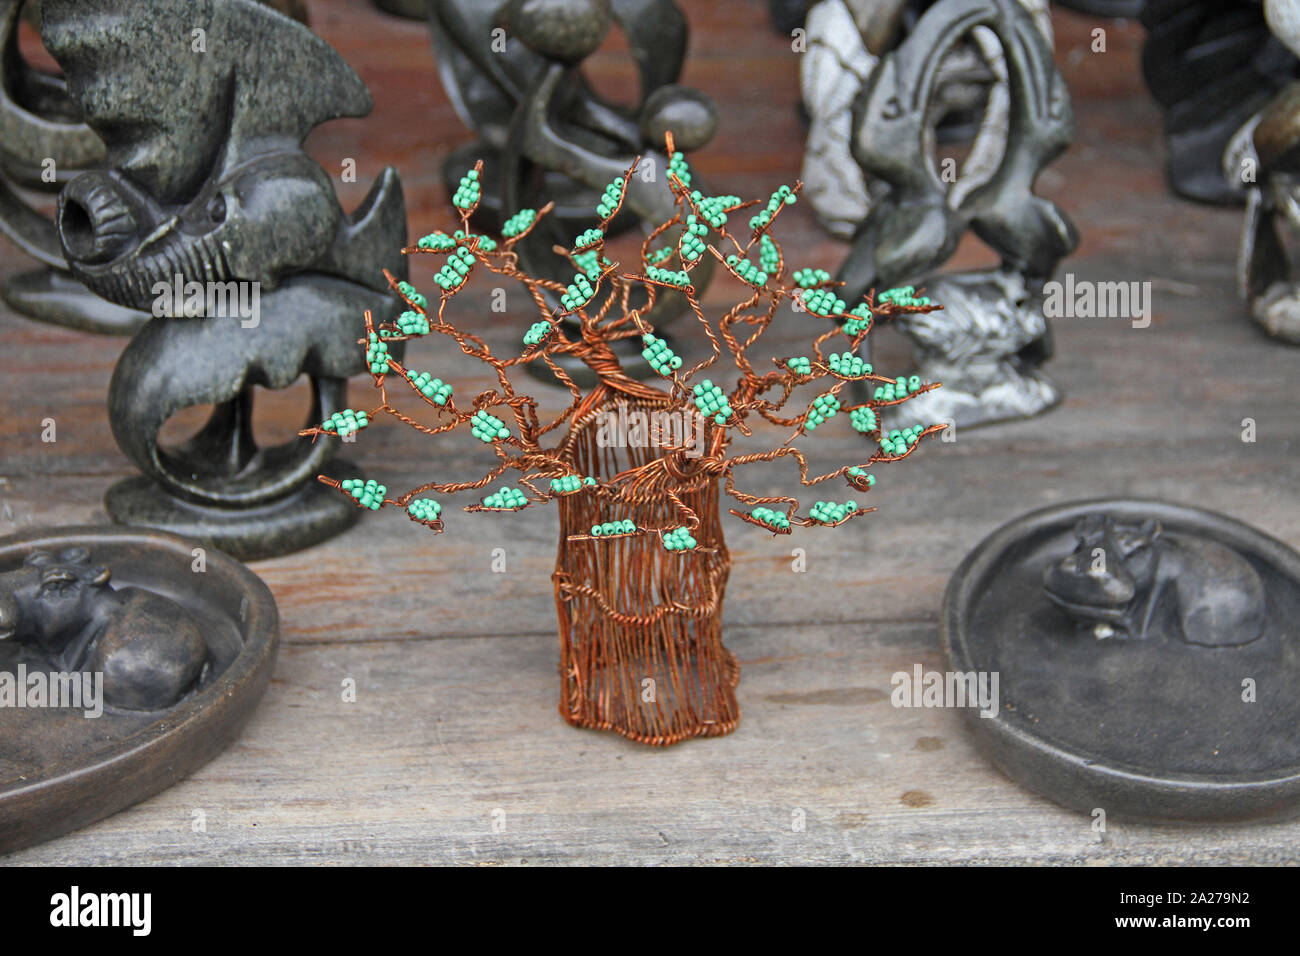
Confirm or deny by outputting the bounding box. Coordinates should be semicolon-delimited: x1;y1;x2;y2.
1237;0;1300;343
429;0;719;383
0;0;141;333
1142;0;1298;206
829;0;1076;430
41;0;406;560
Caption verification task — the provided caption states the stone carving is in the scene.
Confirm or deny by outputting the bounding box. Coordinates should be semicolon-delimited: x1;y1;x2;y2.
799;0;1051;239
0;547;208;711
41;0;407;560
1043;514;1265;646
0;0;143;333
834;0;1076;430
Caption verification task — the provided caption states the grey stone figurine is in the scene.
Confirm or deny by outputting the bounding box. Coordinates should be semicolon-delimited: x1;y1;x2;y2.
1043;514;1265;646
0;547;208;711
39;0;407;560
834;0;1076;430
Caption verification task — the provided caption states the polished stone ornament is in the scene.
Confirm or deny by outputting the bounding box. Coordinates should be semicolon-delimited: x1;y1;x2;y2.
0;546;209;711
0;0;143;334
0;526;279;855
799;0;1052;239
430;0;718;381
42;0;408;560
944;498;1300;823
834;0;1075;431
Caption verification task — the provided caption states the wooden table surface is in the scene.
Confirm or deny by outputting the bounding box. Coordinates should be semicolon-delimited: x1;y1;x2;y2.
2;2;1298;865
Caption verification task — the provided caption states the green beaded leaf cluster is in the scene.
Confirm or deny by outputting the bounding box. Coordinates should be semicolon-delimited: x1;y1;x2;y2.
803;392;841;432
679;214;707;262
847;466;876;487
322;409;369;438
799;287;847;317
842;304;874;335
668;151;693;187
561;272;596;311
873;375;923;401
595;177;625;219
785;355;812;376
759;234;780;274
662;527;698;551
341;478;386;510
849;406;877;434
434;247;476;291
501;208;536;238
407;498;442;522
828;352;870;376
417;230;457;251
523;321;554;347
397;281;427;309
878;285;930;307
452;168;481;209
749;185;795;231
396;310;429;336
880;425;925;457
573;227;604;250
455;228;495;252
410;371;452;404
646;264;691;288
647;245;676;266
809;499;859;524
470;409;509;443
693;379;733;425
750;506;790;531
592;519;636;536
549;475;595;494
693;193;740;229
641;333;683;376
793;267;830;289
724;254;767;287
572;249;606;279
366;333;390;375
482;486;528;510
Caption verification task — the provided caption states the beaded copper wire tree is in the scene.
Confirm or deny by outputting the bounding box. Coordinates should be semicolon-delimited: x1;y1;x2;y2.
302;135;944;746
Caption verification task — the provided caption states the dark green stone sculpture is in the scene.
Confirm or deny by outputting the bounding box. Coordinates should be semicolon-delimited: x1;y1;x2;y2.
41;0;407;560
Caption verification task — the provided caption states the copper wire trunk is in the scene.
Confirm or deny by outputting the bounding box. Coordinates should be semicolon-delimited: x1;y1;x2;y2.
552;391;738;745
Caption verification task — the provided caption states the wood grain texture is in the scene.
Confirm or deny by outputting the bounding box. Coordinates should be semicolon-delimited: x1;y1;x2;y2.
1;2;1298;864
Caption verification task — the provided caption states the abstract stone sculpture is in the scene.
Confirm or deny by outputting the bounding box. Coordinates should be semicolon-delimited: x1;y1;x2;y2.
799;0;1052;239
834;0;1076;430
41;0;407;560
430;0;719;381
0;0;143;334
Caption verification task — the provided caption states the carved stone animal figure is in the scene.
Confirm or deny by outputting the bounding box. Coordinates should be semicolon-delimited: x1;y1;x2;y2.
1043;515;1265;647
0;548;208;710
